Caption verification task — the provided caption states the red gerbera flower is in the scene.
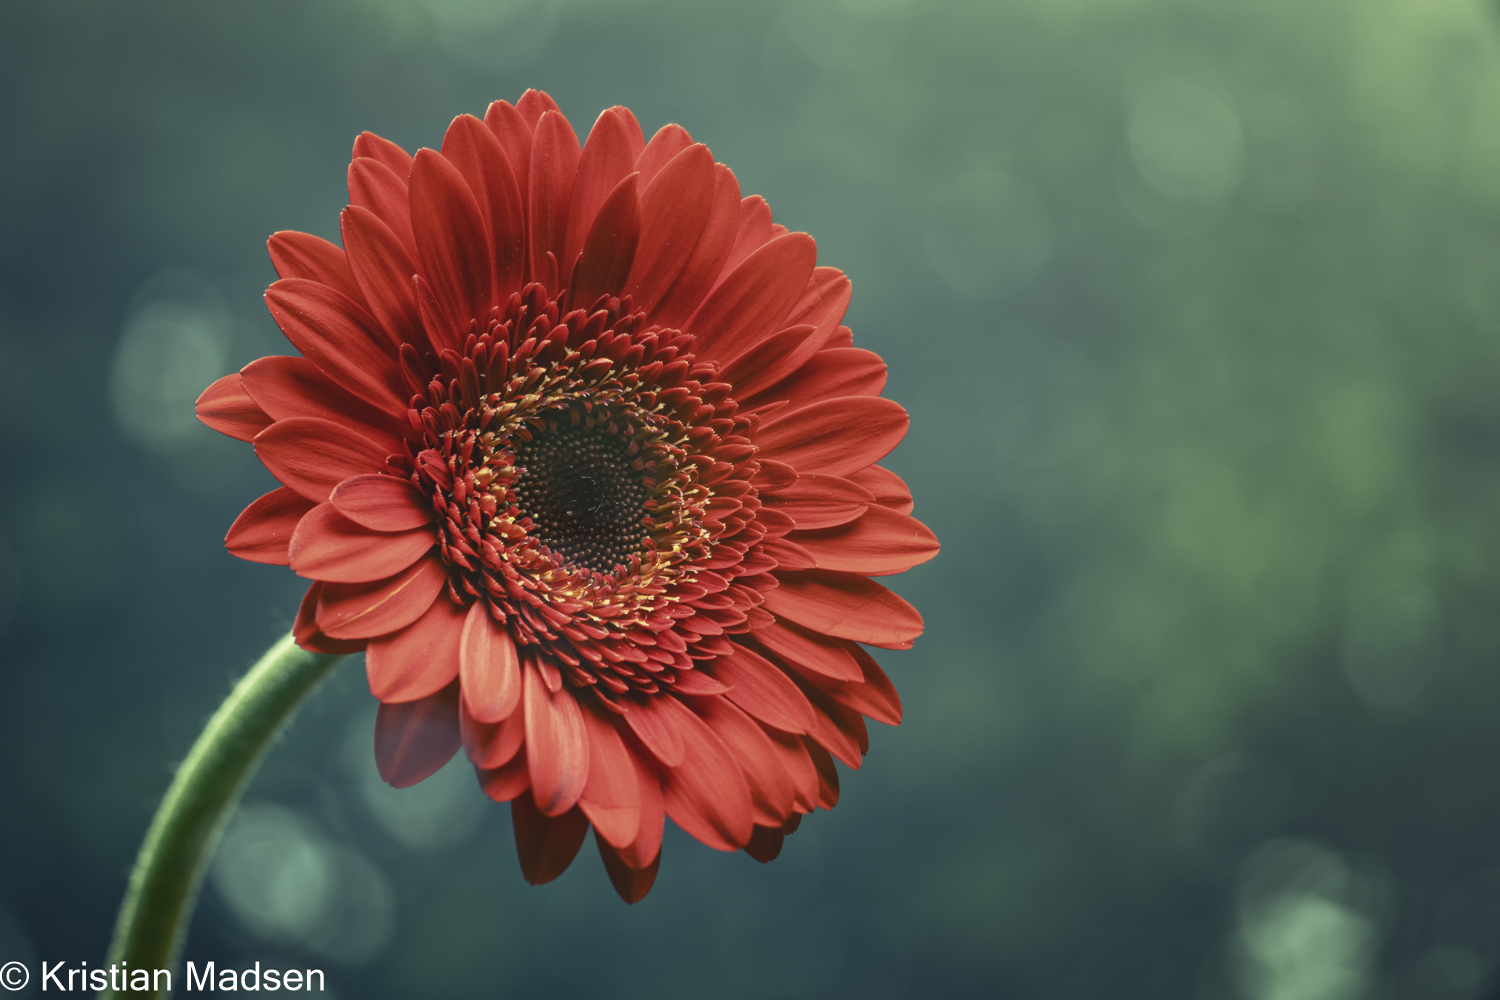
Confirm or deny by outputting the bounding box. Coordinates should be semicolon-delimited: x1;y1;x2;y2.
196;90;938;902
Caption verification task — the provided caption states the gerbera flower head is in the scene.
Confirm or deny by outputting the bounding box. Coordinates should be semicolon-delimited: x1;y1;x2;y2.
197;91;938;902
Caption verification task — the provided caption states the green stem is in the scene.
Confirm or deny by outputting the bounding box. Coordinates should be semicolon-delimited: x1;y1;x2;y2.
102;633;344;999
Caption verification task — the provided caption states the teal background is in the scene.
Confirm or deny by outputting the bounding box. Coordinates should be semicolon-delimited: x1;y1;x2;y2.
4;0;1500;997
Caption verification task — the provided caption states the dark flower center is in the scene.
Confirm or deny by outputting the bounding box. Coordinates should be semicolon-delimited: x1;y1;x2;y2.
512;421;651;573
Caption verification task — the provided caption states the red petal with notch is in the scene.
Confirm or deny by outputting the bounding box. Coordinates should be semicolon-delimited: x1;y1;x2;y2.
293;582;366;655
845;464;914;514
196;374;271;442
761;473;872;531
348;156;416;259
787;642;903;727
706;645;815;734
330;475;433;531
598;835;660;904
340;205;423;351
763;569;924;645
289;502;434;583
763;725;820;813
799;677;868;769
578;701;641;849
267;231;362;303
459;601;521;722
626;143;715;313
441;115;526;302
365;595;464;701
523;659;589;816
755;395;908;478
239;355;406;449
375;681;461;787
564;108;644;282
317;554;447;640
785;267;852;342
572;172;640;307
658;696;754;851
752;619;863;682
253;417;390;503
225;487;315;565
515;88;562;127
528;111;581;286
686;232;818;361
791;505;940;576
409;148;493;342
263;278;408;417
720;196;775;281
615;732;665;869
485;100;533;195
512;796;589;885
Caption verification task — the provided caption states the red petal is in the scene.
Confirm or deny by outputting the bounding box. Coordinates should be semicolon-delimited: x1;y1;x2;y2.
195;373;271;442
330;475;433;531
784;267;852;343
754;395;908;478
633;123;693;187
409;148;493;346
523;659;589;816
717;324;834;402
687;695;796;826
563;108;643;284
515;88;562;127
225;487;315;565
253;416;390;503
658;696;754;851
745;825;785;864
317;554;447;639
685;232;818;362
365;595;464;701
795;676;868;768
263;278;408;417
707;645;815;734
648;162;741;328
621;693;685;766
761;536;814;571
463;700;525;768
289;502;434;583
625;143;715;314
845;464;913;515
762;570;924;645
761;473;872;530
267;231;362;303
340;206;423;351
527;111;581;290
763;725;820;813
239;355;407;450
597;834;660;904
293;582;366;654
511;796;589;885
805;738;840;809
791;505;939;576
752;619;862;682
720;196;775;281
784;642;902;727
485;100;534;196
615;731;665;869
459;602;521;722
745;347;887;412
352;131;413;179
578;700;641;849
440;115;526;303
348;156;416;259
374;681;461;787
572;172;641;306
478;748;530;801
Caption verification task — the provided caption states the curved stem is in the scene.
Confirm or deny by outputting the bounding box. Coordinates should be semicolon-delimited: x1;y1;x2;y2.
103;633;344;998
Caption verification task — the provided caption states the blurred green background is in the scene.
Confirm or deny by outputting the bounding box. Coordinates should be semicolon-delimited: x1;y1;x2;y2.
4;0;1500;996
